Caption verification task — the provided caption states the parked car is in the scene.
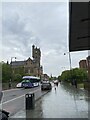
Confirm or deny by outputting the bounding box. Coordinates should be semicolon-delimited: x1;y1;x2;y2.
41;81;52;90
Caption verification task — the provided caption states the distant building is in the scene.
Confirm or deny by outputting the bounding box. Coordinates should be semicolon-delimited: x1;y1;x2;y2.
79;60;87;70
86;56;90;80
79;56;90;81
11;45;43;78
86;56;90;68
42;74;49;80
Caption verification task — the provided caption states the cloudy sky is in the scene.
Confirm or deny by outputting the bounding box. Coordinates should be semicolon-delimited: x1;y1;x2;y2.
1;1;88;77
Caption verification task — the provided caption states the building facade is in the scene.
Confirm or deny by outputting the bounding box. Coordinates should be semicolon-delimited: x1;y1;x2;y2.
86;56;90;80
79;60;87;70
79;58;89;79
41;74;49;80
86;56;90;68
11;45;43;78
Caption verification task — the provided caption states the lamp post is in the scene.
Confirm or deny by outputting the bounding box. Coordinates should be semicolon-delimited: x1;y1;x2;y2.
64;52;74;86
64;52;72;70
10;57;17;83
68;52;72;70
11;57;17;74
11;57;17;64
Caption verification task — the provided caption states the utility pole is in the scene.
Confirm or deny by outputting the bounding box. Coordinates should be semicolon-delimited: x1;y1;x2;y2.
64;52;72;70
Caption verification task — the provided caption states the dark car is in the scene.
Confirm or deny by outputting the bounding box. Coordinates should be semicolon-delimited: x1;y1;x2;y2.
41;81;52;90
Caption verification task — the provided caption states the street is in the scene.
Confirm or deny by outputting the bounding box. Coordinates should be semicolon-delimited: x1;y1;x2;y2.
1;86;48;116
1;1;90;120
10;83;89;118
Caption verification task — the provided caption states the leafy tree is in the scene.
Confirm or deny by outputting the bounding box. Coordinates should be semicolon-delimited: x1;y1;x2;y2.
13;66;25;76
13;74;22;82
58;75;61;81
49;77;51;80
60;68;88;83
24;73;32;76
2;62;11;82
71;68;88;83
60;70;71;82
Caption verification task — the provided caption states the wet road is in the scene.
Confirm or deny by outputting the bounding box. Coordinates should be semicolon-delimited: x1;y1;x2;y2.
1;86;48;116
25;83;89;118
2;87;40;103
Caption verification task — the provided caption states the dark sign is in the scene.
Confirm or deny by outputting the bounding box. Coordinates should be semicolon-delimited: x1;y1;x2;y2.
69;2;90;52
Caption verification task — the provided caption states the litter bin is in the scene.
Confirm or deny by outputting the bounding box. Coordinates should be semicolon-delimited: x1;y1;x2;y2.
25;93;35;110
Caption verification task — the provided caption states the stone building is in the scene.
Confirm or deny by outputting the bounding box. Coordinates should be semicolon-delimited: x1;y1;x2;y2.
41;74;49;80
11;45;43;78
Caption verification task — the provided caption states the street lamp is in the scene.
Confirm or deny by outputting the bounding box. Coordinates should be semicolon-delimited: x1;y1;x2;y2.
11;57;17;64
10;57;17;81
64;52;72;70
64;52;73;85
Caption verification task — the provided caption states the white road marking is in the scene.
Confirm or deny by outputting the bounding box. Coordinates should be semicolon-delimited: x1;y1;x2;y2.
2;94;25;104
2;89;40;105
2;88;21;92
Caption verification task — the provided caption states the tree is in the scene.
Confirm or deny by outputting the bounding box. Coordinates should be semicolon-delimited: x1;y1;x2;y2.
71;68;88;83
58;75;61;82
60;68;88;83
13;66;25;76
60;70;71;82
13;74;22;82
2;62;11;83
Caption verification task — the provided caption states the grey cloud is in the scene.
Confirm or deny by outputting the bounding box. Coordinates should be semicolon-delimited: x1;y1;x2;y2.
3;13;32;40
2;9;36;58
2;2;88;76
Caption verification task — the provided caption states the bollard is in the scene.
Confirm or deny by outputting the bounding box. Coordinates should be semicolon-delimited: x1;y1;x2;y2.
25;93;35;110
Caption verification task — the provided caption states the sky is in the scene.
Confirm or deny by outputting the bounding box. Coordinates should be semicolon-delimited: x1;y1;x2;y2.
1;1;88;77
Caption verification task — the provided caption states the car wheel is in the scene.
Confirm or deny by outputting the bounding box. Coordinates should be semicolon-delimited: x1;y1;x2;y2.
1;113;8;120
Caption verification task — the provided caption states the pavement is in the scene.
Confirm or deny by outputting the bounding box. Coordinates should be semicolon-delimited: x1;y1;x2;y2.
9;83;89;119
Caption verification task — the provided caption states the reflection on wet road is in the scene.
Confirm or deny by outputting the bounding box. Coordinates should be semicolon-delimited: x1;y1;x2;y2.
26;83;88;118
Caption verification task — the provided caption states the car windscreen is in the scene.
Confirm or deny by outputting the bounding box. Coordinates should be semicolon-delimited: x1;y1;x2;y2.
22;78;40;83
22;79;30;83
30;78;40;83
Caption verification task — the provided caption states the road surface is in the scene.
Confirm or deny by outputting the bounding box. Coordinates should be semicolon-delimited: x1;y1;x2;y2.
1;86;48;116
